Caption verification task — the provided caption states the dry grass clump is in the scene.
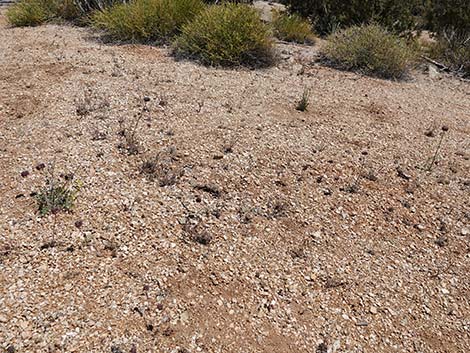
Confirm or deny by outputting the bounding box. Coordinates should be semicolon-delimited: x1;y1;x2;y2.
174;3;275;67
91;0;205;43
322;24;416;79
272;12;315;44
296;88;310;111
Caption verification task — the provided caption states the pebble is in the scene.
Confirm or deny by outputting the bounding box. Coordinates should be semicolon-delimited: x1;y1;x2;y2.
461;227;469;236
369;306;378;315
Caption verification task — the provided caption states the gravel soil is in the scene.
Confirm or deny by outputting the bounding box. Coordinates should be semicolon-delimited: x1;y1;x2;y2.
0;12;469;353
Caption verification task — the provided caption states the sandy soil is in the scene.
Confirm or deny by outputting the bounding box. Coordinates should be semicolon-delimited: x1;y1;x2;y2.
0;12;469;353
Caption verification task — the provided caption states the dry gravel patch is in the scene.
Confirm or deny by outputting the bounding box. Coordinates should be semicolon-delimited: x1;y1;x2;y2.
0;15;469;353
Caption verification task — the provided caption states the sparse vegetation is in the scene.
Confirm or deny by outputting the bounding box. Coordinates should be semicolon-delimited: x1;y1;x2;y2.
117;98;152;155
296;88;310;111
322;24;416;79
174;3;275;67
75;89;110;116
272;12;315;44
140;148;181;186
3;2;470;349
35;171;82;216
91;0;205;43
425;125;449;172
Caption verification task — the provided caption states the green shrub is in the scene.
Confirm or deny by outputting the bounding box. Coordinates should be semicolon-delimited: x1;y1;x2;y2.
6;0;54;26
273;12;315;44
426;0;470;34
174;3;275;67
322;24;416;79
73;0;129;15
6;0;88;26
91;0;205;43
281;0;423;35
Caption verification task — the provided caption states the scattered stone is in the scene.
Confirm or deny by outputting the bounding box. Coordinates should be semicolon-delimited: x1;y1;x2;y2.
435;236;448;247
425;129;435;137
461;227;470;236
111;346;124;353
35;163;46;171
414;224;425;231
194;184;221;198
316;343;328;353
193;231;212;245
369;306;378;315
397;167;411;180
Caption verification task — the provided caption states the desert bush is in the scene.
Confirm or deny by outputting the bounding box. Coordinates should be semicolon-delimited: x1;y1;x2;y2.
281;0;423;35
6;0;96;26
73;0;128;15
91;0;205;43
174;3;275;67
428;30;470;77
273;12;315;44
322;24;416;79
426;0;470;34
6;0;55;26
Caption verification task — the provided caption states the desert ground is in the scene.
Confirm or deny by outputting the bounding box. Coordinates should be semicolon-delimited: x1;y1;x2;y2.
0;9;469;353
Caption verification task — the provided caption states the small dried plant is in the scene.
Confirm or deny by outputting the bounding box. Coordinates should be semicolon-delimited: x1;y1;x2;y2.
140;147;181;186
425;125;449;172
75;89;110;117
118;97;150;155
296;88;310;112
